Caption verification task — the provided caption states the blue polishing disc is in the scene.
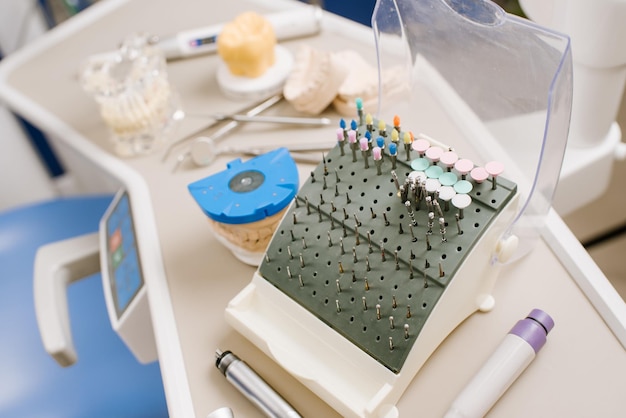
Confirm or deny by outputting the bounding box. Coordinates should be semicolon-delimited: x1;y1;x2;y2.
188;148;299;224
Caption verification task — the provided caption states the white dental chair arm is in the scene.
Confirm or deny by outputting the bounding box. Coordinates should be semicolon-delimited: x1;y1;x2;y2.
33;233;100;367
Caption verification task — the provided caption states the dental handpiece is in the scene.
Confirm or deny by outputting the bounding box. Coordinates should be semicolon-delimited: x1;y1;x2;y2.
158;5;322;60
215;350;302;418
445;309;554;418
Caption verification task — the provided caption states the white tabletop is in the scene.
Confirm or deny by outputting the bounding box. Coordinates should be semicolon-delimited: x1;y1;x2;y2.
1;0;625;417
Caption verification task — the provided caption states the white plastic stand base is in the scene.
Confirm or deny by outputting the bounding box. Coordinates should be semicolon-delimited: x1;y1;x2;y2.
225;194;519;418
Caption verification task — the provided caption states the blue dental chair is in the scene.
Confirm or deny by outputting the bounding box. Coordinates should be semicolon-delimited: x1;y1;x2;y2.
0;195;168;417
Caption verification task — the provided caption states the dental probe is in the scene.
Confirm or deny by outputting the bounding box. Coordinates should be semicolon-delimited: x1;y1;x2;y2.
190;140;335;167
186;113;331;126
168;94;283;169
215;349;302;418
157;5;322;60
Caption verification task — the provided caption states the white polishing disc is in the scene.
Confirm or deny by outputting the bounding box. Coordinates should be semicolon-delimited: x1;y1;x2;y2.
452;193;472;209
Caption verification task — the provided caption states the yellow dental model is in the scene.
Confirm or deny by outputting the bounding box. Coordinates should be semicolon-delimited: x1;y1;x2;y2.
216;11;294;100
217;12;276;78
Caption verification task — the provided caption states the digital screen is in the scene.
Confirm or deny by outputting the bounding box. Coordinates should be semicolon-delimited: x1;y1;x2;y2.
105;192;144;319
189;35;217;47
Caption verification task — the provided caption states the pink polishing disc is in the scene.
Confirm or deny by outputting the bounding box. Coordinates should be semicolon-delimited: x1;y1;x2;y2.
454;158;474;175
412;138;430;154
440;151;459;167
470;166;489;183
485;161;504;176
425;146;444;162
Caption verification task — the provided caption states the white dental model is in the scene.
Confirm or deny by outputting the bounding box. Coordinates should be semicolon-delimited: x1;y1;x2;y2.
283;46;404;116
80;34;179;157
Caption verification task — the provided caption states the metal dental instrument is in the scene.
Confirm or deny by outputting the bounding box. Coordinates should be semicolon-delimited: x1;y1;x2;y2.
186;113;331;126
172;94;284;171
215;349;302;418
190;140;335;167
163;93;283;163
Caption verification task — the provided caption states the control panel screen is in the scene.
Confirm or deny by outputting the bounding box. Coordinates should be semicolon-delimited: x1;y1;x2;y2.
105;191;144;319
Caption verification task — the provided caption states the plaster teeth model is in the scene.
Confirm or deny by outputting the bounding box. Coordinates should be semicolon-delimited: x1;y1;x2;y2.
283;45;351;115
284;46;405;116
332;50;406;116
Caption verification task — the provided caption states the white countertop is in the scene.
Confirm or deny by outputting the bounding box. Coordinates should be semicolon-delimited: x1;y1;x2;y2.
1;0;624;416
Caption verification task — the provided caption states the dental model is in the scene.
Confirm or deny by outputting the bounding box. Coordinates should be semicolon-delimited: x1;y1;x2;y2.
80;33;179;157
217;11;276;78
188;148;300;266
216;11;293;100
283;45;351;114
99;77;172;136
333;51;405;117
284;46;404;116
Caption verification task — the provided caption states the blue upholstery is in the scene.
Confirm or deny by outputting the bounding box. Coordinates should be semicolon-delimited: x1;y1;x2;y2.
298;0;377;26
0;196;168;417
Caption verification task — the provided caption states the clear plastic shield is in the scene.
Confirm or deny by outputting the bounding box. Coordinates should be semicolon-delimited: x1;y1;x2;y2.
372;0;573;261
